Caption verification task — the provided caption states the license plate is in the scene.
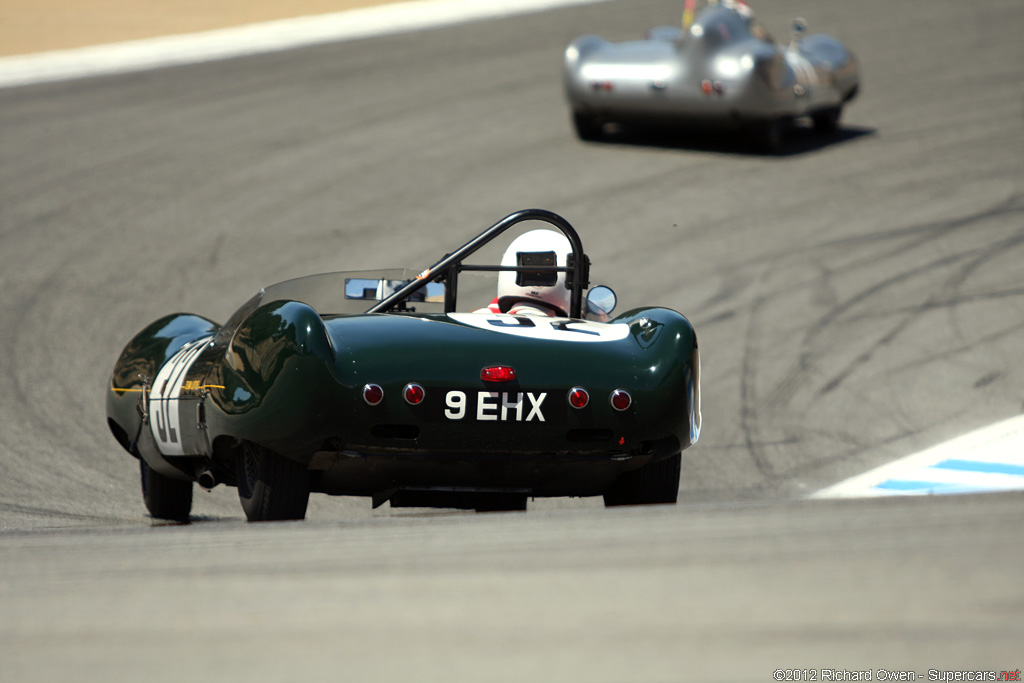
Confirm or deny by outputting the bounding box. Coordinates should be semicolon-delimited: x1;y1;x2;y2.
437;389;560;423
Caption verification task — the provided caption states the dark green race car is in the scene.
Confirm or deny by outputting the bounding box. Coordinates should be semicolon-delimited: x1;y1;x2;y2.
107;209;701;522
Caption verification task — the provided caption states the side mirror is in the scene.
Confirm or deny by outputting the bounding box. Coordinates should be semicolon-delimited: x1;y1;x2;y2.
790;18;807;46
586;285;617;318
786;18;802;50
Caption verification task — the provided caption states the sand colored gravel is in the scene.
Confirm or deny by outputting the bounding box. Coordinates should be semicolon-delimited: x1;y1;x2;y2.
0;0;399;56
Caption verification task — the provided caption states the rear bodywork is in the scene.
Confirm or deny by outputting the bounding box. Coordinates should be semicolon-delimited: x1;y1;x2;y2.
564;1;859;146
107;209;700;516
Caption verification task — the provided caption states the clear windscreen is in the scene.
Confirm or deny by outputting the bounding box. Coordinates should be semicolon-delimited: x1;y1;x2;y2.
242;269;500;318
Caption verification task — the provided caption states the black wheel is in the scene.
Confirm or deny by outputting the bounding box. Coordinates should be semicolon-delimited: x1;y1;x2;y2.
140;458;193;522
603;452;681;507
812;106;842;133
572;111;604;141
749;117;786;154
236;442;310;522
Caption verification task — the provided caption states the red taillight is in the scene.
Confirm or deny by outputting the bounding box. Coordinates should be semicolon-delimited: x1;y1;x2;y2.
481;366;516;382
363;384;383;406
610;389;632;412
403;383;425;405
568;387;589;409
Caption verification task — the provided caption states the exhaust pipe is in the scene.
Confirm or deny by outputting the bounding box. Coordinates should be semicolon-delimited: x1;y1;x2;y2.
197;469;219;490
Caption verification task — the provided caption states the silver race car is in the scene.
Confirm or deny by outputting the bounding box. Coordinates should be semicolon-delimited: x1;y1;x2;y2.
563;0;859;151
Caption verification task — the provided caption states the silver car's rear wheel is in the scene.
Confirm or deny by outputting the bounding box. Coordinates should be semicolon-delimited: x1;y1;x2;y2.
749;117;787;154
572;112;604;141
812;106;842;133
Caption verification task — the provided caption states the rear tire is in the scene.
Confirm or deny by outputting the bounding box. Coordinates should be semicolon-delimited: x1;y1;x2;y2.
812;105;842;133
572;111;604;141
236;442;310;522
140;458;193;522
749;117;786;154
603;452;681;507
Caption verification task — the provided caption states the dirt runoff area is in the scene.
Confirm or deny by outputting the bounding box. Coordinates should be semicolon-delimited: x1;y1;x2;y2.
0;0;400;57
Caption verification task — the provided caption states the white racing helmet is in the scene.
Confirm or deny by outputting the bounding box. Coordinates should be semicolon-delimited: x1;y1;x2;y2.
496;229;572;316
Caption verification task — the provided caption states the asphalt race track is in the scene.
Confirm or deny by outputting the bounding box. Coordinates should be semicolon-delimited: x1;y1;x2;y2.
1;0;1022;679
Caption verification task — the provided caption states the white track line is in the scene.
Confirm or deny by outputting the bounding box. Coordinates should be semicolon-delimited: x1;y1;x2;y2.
812;414;1024;498
0;0;610;89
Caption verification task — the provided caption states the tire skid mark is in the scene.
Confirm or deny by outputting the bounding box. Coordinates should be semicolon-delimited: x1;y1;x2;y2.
732;194;1023;486
817;218;1024;396
941;225;1024;350
796;197;1023;388
738;284;776;479
707;196;1024;417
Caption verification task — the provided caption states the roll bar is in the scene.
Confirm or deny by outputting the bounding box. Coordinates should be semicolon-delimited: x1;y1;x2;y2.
367;209;590;318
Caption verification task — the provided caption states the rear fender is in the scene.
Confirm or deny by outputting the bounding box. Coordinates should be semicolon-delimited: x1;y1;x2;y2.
207;300;337;461
613;307;701;448
798;34;859;100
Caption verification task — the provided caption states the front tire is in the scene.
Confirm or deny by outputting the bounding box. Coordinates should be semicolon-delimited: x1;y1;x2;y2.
603;452;681;507
140;458;193;522
236;442;310;522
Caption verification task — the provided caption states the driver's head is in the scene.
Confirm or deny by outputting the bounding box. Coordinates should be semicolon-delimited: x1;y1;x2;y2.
496;229;572;316
718;0;753;19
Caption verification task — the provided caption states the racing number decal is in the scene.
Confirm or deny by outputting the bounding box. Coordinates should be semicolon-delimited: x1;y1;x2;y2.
448;313;629;343
488;316;599;335
149;336;213;456
444;391;547;422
